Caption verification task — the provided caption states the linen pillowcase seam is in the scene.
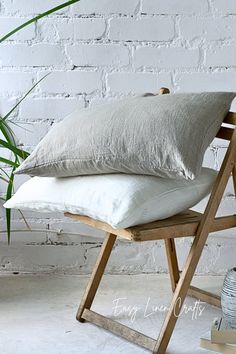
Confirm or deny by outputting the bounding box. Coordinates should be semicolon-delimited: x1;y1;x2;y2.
17;157;184;175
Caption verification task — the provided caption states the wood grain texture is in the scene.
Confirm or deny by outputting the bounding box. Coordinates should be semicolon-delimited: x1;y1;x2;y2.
65;109;236;354
65;211;236;241
76;233;117;322
83;309;156;351
159;87;170;95
164;238;180;292
224;112;236;125
154;128;236;353
64;212;135;240
188;285;221;308
216;126;234;141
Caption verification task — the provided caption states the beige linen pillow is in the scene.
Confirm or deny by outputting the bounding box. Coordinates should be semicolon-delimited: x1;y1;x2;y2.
15;92;235;180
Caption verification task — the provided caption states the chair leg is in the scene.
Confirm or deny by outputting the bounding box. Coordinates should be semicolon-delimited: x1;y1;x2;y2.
164;239;180;292
165;238;222;307
76;232;117;322
153;232;210;354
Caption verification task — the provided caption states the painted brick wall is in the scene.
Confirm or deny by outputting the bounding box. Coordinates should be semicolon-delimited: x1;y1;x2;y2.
0;0;236;275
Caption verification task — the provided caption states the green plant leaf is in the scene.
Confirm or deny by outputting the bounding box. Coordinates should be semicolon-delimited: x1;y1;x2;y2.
0;139;29;159
0;117;16;146
0;176;9;183
0;167;10;177
0;167;10;179
0;0;82;243
0;157;19;167
5;166;15;244
0;0;81;43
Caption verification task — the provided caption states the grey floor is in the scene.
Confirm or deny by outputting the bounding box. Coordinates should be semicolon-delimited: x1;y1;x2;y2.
0;274;222;354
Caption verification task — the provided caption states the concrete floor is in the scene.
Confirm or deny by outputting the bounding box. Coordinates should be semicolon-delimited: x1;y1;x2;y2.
0;274;223;354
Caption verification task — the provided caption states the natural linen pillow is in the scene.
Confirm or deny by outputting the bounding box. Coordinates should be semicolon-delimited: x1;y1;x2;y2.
15;92;235;180
5;168;217;229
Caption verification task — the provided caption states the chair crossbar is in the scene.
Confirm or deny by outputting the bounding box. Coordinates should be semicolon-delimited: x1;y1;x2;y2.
188;285;221;307
82;309;156;351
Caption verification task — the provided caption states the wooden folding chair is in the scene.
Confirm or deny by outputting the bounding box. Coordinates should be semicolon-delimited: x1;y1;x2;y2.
65;89;236;354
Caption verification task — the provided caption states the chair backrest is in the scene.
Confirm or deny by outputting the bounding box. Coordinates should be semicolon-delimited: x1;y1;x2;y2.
216;112;236;141
204;110;236;222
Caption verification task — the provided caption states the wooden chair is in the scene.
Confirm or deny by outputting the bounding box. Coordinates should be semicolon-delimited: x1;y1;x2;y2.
65;89;236;354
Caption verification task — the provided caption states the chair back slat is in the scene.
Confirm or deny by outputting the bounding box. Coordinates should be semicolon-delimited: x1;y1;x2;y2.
216;112;236;141
224;112;236;125
216;126;234;141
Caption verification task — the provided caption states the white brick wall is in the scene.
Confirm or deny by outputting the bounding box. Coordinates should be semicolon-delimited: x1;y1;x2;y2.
134;47;200;68
72;0;140;15
0;17;35;41
0;0;236;275
179;17;236;41
0;44;67;67
141;0;209;14
206;46;236;67
38;71;102;94
212;0;236;14
109;17;175;41
2;0;68;15
66;44;130;67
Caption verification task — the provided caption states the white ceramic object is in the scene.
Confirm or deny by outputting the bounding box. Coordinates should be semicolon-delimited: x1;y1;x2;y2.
221;268;236;328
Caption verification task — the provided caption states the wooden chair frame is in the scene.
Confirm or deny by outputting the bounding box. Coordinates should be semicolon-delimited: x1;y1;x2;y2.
65;93;236;353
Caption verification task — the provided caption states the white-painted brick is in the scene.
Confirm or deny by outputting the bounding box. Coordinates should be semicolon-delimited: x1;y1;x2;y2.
109;17;174;41
1;0;236;275
107;72;172;94
37;19;61;42
0;147;13;165
70;18;106;40
13;121;52;146
0;44;66;67
134;46;199;69
3;0;68;15
38;18;106;41
88;96;122;108
67;44;129;67
0;97;16;116
212;0;236;14
141;0;209;14
0;17;35;41
72;0;139;15
179;17;236;41
206;47;236;67
19;97;85;121
0;72;33;94
176;72;236;92
39;71;102;94
203;147;216;169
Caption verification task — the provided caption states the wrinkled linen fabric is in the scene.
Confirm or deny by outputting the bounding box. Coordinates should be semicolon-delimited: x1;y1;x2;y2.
15;92;235;180
5;168;217;228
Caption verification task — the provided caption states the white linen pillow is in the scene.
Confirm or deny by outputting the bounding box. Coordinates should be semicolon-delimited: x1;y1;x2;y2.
4;168;217;229
15;92;235;180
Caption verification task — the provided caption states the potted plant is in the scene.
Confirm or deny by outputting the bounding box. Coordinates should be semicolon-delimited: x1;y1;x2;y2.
0;0;81;242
